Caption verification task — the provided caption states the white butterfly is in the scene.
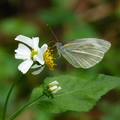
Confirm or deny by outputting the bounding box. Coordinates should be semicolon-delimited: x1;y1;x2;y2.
55;38;111;68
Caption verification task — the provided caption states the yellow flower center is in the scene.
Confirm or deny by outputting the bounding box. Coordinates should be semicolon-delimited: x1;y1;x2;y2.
43;48;56;70
31;50;38;59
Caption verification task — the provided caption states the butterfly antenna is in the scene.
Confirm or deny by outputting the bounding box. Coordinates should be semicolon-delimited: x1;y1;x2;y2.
46;24;59;42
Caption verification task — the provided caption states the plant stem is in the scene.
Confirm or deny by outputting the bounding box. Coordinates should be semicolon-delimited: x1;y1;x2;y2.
2;73;23;120
8;94;44;120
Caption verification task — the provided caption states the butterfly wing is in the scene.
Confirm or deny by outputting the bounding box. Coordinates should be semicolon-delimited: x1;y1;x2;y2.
57;38;111;68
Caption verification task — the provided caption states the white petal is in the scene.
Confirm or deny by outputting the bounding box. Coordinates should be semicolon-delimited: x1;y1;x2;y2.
34;55;44;65
31;64;41;69
49;81;59;86
52;87;61;94
35;44;48;64
15;43;31;59
15;43;31;55
15;54;30;60
49;86;58;91
18;59;33;74
40;44;48;55
15;35;33;48
32;66;45;75
32;37;39;51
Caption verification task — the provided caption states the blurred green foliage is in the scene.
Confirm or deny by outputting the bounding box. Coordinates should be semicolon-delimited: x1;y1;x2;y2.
1;18;39;36
0;0;120;120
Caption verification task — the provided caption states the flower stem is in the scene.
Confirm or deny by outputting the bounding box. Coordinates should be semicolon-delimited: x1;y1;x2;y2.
8;94;44;120
2;73;23;120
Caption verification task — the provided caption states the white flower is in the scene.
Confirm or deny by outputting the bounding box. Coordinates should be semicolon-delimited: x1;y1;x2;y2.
51;86;61;94
49;86;61;94
48;81;61;94
15;35;48;74
48;81;59;86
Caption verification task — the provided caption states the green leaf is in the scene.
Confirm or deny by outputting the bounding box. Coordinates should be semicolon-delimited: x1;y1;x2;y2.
30;74;120;113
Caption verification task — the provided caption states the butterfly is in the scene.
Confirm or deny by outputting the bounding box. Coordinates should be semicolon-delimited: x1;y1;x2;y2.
55;38;111;68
